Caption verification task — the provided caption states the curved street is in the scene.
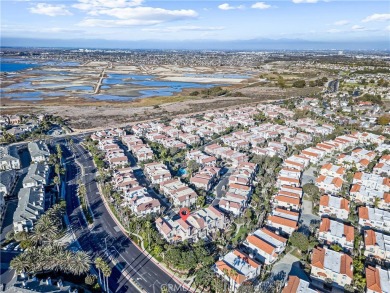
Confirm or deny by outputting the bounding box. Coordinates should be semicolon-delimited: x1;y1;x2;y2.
63;137;189;293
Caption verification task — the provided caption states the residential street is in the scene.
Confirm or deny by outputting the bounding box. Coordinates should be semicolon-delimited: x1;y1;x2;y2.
67;140;189;293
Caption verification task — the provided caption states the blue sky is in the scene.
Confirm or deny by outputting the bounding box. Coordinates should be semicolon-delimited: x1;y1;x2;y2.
1;0;389;42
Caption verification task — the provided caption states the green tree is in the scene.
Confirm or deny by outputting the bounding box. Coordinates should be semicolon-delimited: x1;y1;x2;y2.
56;144;63;161
277;75;286;89
85;274;97;286
292;80;306;88
197;195;206;208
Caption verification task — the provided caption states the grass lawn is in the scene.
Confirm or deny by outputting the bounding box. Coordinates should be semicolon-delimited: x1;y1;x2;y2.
232;225;248;242
290;247;302;259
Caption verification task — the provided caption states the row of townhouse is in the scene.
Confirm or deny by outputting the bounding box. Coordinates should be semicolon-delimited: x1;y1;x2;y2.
319;163;345;178
285;118;335;136
98;137;129;168
350;184;390;210
190;166;221;191
160;179;198;207
281;132;312;146
364;229;390;261
123;186;161;216
122;135;154;162
252;141;286;157
28;141;50;163
318;218;354;251
13;142;50;233
204;144;248;167
144;162;172;185
186;149;217;167
113;165;162;216
257;104;295;119
218;162;257;216
0;170;17;223
373;155;390;176
0;146;21;170
310;246;353;290
353;172;390;192
283;154;310;172
146;132;187;149
213;249;262;291
156;205;226;243
242;227;288;265
315;174;344;194
319;194;350;220
336;148;377;171
221;135;250;151
359;206;390;233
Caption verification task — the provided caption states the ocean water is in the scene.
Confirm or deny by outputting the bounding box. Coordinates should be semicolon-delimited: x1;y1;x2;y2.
0;63;40;72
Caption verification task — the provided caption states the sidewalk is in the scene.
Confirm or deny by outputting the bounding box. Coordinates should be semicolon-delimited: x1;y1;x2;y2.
97;182;195;293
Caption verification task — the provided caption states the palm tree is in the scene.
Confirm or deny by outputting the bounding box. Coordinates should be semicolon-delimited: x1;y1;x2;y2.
10;253;33;275
56;144;63;161
102;262;112;293
95;257;105;291
69;251;91;275
53;176;60;198
55;163;65;178
145;221;151;249
31;215;60;245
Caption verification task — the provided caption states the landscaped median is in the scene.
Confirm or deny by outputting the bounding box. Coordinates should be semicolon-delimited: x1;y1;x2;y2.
96;180;196;293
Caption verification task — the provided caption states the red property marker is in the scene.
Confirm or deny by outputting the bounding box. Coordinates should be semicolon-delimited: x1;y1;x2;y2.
179;207;190;221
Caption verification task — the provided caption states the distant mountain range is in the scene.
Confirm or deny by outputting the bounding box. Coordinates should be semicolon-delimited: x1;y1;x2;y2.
1;37;389;50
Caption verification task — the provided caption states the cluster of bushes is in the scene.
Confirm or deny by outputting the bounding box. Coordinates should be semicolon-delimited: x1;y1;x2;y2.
356;93;383;105
309;77;328;87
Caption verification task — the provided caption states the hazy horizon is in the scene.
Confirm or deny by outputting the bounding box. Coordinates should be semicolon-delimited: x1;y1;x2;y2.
2;36;389;51
2;0;389;50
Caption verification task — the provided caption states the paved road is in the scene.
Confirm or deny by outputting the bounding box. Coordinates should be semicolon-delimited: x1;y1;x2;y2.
299;199;320;236
212;167;232;206
62;141;140;293
68;140;189;293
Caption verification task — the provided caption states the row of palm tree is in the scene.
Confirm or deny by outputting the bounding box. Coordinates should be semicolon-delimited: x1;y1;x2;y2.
11;244;91;276
10;201;94;285
95;257;112;292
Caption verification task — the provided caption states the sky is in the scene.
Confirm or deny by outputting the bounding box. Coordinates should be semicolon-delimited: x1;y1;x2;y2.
1;0;390;47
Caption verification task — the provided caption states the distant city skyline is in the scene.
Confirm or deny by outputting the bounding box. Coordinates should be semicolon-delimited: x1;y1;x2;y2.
1;0;389;49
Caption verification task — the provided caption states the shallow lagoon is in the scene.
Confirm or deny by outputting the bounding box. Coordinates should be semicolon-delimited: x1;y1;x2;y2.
2;61;249;102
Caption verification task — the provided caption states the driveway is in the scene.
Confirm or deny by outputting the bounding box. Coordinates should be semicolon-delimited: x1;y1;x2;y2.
212;167;232;205
264;252;308;286
299;199;320;236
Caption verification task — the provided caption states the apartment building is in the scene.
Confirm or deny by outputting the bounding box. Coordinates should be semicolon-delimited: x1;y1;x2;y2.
159;179;197;207
156;205;226;243
318;218;354;250
243;228;287;264
214;249;261;292
319;194;350;220
319;163;345;178
144;162;172;185
364;229;390;261
315;175;343;193
310;247;353;289
359;207;390;233
282;276;318;293
365;266;390;293
190;166;221;191
266;208;299;236
0;146;21;170
28;141;50;163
